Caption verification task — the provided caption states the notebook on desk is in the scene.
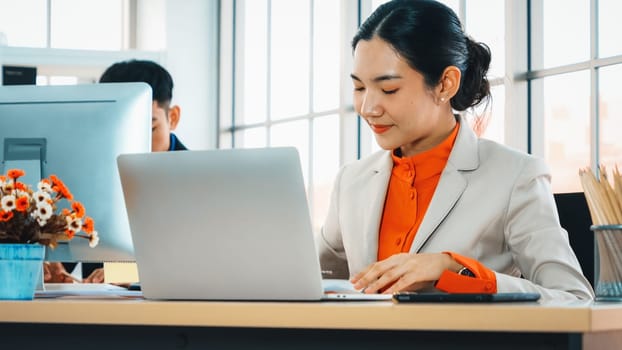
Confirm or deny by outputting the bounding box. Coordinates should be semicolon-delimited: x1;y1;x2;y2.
117;148;391;301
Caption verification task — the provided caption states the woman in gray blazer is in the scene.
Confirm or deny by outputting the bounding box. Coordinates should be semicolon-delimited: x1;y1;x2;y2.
317;0;593;301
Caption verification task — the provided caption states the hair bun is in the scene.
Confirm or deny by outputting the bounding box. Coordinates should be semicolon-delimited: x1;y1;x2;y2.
451;38;491;111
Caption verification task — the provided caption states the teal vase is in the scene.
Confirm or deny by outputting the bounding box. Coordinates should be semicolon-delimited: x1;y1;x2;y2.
0;243;45;300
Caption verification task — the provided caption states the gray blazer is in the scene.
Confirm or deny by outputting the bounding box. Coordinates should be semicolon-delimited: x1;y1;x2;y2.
317;116;594;301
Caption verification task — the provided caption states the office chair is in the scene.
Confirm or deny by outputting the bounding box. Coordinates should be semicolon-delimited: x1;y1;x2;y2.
553;192;594;287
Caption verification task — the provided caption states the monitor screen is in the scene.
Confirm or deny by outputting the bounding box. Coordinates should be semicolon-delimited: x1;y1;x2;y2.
0;83;151;262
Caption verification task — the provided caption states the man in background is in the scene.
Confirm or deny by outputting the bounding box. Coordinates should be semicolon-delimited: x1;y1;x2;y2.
100;59;187;151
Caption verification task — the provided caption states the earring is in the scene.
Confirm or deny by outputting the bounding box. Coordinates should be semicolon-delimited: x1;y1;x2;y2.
440;97;446;102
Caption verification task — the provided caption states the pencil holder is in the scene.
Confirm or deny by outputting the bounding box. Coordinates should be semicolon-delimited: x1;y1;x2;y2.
592;225;622;301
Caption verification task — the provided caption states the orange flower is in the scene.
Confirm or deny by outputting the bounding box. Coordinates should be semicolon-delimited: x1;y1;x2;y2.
62;208;71;216
0;210;14;222
82;216;95;234
15;182;26;191
72;201;86;218
7;169;25;179
65;229;75;239
15;196;29;212
0;175;6;182
49;174;73;200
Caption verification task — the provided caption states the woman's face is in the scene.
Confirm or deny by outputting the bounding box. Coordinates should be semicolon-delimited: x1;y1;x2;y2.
351;36;455;157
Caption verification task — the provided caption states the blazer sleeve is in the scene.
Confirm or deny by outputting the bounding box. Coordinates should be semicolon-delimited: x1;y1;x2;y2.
316;166;350;279
497;157;594;300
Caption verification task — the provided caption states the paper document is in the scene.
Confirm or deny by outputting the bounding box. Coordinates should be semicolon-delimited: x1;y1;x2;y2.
35;283;142;298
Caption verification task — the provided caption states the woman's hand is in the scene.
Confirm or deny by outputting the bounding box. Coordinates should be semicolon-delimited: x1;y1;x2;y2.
83;268;105;283
350;252;461;294
43;262;75;283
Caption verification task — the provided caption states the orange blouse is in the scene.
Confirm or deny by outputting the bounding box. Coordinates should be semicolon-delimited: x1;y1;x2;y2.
377;122;497;293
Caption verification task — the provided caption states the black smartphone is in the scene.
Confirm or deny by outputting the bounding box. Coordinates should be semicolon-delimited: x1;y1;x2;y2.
392;292;541;303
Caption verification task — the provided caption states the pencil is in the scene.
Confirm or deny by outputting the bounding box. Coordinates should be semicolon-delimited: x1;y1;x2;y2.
62;270;83;283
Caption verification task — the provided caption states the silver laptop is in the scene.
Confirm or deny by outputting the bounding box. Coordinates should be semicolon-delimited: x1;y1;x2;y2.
117;147;390;301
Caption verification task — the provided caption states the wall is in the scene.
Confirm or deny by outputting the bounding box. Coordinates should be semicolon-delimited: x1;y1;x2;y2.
162;0;219;150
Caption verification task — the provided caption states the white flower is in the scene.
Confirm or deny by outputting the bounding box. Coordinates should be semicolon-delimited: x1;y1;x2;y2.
36;217;47;227
65;215;82;232
33;190;51;204
89;230;99;248
1;195;16;211
2;182;14;193
34;202;53;221
37;180;53;193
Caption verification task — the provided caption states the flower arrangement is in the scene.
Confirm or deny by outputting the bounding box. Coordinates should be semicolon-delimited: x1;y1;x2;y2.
0;168;99;248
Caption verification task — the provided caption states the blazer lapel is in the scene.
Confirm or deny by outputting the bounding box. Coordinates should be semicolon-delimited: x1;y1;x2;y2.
361;153;392;266
409;163;466;252
409;116;479;253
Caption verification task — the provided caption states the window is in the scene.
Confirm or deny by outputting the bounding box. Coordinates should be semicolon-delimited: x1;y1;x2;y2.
529;0;622;192
535;71;591;191
464;0;505;143
535;0;590;70
597;65;622;176
0;0;165;86
0;0;127;50
0;0;48;47
598;0;622;57
220;0;355;232
51;0;126;51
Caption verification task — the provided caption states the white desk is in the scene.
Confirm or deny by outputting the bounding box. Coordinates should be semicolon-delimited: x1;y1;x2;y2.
1;298;621;349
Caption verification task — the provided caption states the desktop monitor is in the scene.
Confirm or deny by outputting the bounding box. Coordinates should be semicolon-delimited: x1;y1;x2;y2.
0;83;151;262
